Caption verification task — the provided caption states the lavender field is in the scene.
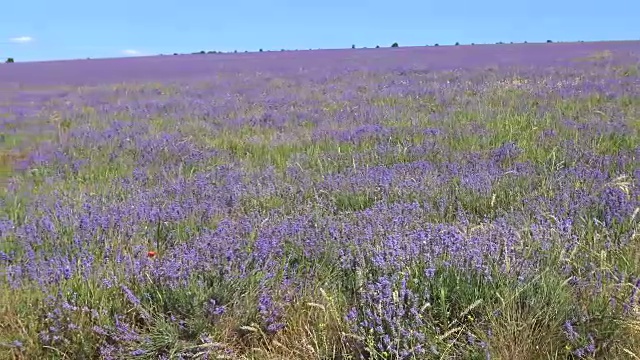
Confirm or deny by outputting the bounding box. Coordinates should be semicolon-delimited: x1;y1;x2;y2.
1;42;639;359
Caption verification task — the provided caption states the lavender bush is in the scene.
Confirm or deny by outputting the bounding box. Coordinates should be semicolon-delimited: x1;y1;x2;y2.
1;42;639;359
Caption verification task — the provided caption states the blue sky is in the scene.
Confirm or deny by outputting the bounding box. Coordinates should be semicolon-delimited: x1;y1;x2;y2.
1;0;638;62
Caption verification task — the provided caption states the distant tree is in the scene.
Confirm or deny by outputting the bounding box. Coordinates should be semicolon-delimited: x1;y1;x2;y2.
471;43;475;45
259;48;263;52
455;42;460;46
524;41;528;44
5;58;14;63
434;43;439;47
199;50;205;54
391;42;399;48
375;45;380;48
234;50;238;53
173;53;178;55
546;40;553;43
352;44;356;49
281;49;285;51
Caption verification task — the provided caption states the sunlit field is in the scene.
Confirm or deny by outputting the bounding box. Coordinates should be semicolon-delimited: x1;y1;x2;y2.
1;42;639;359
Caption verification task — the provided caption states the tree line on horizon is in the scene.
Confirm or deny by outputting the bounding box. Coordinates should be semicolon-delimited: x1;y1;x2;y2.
4;40;562;63
170;40;557;57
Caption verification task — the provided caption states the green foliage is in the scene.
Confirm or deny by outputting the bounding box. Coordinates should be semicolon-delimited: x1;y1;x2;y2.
332;191;378;213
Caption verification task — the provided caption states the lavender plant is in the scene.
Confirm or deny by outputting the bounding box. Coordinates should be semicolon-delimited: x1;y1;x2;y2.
0;41;639;359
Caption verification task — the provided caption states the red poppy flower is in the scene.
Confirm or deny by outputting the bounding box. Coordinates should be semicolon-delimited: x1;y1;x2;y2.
147;251;157;258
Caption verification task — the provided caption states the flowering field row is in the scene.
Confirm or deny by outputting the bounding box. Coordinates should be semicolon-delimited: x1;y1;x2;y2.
0;43;639;359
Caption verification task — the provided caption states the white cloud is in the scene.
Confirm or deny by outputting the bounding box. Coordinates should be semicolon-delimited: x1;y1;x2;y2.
9;36;34;44
121;49;142;56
